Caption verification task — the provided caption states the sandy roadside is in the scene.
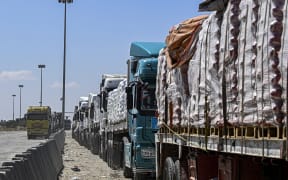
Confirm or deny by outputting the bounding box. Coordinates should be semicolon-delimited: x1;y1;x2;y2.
58;131;129;180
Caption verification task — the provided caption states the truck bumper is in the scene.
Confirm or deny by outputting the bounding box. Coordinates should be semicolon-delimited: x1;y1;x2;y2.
133;167;156;174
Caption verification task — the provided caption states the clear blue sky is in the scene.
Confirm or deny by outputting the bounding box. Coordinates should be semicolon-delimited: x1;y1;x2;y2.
0;0;205;120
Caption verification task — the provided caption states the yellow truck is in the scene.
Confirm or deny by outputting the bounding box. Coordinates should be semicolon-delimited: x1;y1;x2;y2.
26;106;52;139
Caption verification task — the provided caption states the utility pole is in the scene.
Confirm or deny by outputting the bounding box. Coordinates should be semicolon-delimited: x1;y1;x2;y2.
38;64;46;106
58;0;73;128
18;84;24;120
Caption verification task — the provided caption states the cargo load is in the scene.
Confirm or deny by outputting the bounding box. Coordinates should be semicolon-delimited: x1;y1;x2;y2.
107;79;127;131
156;0;288;130
155;1;288;179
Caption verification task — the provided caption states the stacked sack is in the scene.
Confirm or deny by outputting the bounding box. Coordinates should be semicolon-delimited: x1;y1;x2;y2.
107;79;127;128
156;0;288;129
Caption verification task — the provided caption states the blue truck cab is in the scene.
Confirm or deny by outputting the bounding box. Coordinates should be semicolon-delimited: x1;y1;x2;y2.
124;42;165;179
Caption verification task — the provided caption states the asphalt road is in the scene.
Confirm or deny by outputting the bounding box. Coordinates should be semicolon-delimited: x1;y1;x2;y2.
0;131;46;166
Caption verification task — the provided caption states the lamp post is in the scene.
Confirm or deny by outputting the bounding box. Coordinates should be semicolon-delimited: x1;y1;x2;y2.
38;64;46;106
18;84;24;121
12;94;16;121
58;0;73;128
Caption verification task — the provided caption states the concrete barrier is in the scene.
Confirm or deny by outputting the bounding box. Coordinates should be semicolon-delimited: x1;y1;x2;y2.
0;166;14;180
0;129;65;180
49;129;65;154
0;166;15;180
15;153;38;180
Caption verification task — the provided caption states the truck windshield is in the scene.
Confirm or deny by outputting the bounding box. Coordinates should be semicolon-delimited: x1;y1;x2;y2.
140;88;157;111
27;113;48;120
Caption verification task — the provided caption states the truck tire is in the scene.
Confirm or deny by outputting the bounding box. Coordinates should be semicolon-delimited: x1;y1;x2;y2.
89;133;94;153
102;138;108;162
108;140;112;168
175;160;188;180
90;134;99;155
95;134;100;155
162;157;176;180
86;132;90;149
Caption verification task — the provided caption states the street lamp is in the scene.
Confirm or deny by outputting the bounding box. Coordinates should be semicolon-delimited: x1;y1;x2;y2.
18;84;24;121
58;0;73;128
12;94;16;121
38;64;46;106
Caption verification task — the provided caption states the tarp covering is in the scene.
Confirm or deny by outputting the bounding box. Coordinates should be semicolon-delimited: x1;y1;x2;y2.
156;0;288;128
165;15;208;69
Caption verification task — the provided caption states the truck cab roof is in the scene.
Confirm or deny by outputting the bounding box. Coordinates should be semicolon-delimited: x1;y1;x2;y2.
130;42;165;57
103;77;126;91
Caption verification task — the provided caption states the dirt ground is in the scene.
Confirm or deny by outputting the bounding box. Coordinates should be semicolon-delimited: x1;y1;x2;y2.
58;131;129;180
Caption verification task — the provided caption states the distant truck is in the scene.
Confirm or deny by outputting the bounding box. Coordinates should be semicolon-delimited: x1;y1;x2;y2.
94;74;126;159
51;111;62;131
155;0;288;179
86;93;99;153
76;42;165;179
64;117;71;130
26;106;52;139
72;96;89;145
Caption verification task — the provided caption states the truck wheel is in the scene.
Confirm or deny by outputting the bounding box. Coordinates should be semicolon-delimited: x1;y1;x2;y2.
102;138;108;162
162;157;176;180
86;132;90;149
108;141;111;168
89;134;94;153
175;160;188;180
94;134;100;155
90;134;99;155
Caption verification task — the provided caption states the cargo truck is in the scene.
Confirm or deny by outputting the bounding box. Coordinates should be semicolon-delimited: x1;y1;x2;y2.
64;117;71;130
51;111;62;131
72;96;89;145
155;0;288;179
88;93;101;154
26;106;52;139
101;42;165;179
76;75;127;157
97;74;127;160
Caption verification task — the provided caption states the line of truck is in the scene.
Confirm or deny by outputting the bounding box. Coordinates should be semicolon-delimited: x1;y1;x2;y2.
71;0;288;179
72;41;164;179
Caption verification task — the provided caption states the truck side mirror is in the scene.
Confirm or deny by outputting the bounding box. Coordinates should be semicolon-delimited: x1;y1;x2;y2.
100;91;107;112
99;92;104;113
90;103;95;119
126;86;133;109
131;60;138;74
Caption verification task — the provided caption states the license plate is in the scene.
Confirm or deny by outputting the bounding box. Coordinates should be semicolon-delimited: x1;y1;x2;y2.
141;148;155;158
